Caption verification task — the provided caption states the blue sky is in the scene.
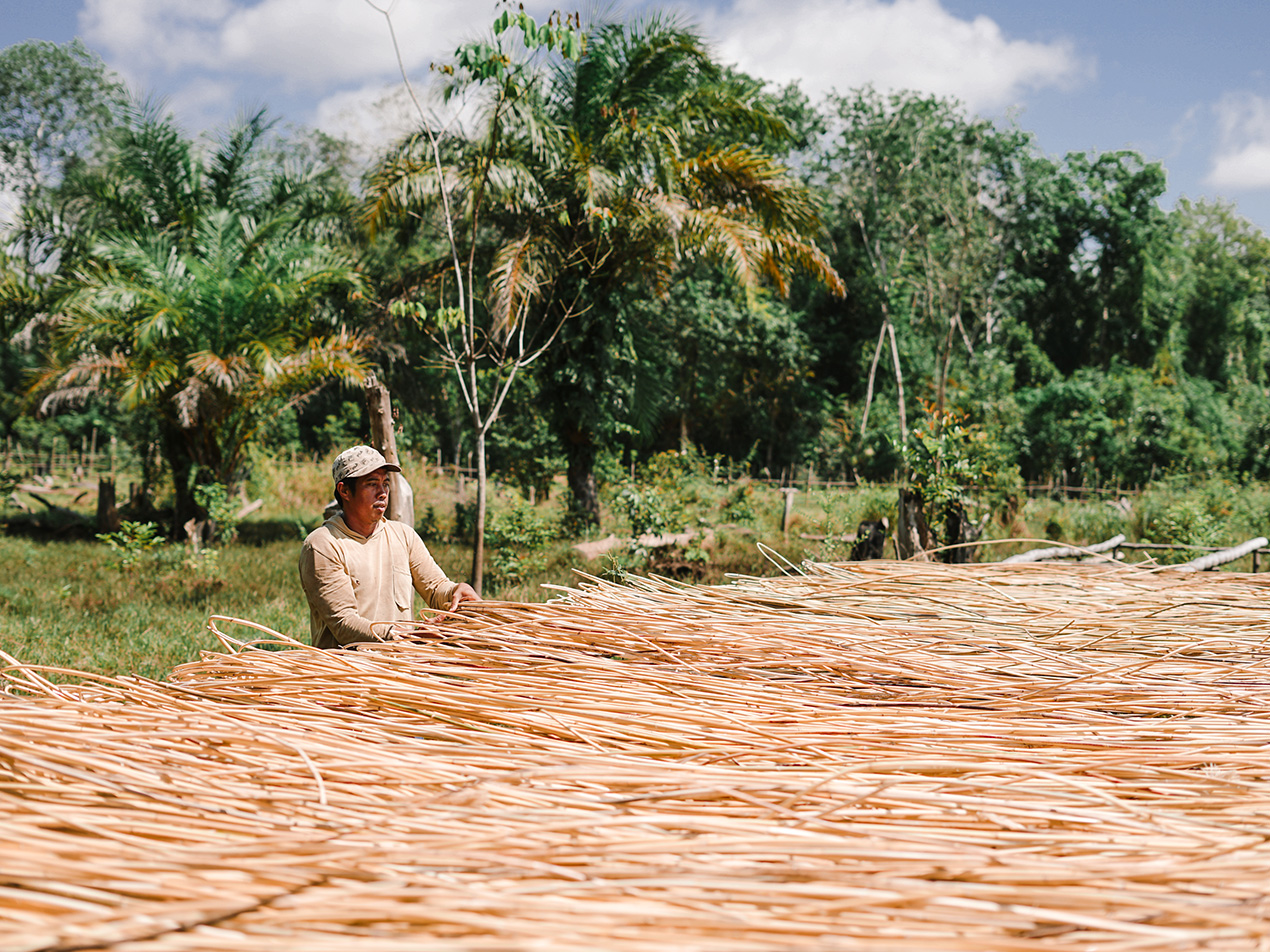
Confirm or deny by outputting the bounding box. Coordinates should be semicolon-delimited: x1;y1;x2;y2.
5;0;1270;232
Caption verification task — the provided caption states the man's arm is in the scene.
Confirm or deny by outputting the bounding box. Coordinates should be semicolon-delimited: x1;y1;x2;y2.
404;527;481;612
299;541;381;645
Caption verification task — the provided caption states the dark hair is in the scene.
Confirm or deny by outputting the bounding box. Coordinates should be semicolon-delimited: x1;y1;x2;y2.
334;476;359;508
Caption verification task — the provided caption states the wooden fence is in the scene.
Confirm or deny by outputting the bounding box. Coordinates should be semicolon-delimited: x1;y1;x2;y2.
2;435;142;480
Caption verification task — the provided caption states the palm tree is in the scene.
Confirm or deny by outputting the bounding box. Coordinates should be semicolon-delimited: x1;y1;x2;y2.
518;15;842;523
366;13;844;544
26;105;369;529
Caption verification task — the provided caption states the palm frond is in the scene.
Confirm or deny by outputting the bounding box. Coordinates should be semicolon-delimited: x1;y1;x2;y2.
361;130;456;238
763;230;847;298
187;350;252;393
488;231;562;335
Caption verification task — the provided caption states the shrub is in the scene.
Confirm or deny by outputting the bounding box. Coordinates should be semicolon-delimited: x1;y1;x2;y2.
97;520;165;570
614;485;687;538
720;481;757;525
193;482;240;544
486;502;555;585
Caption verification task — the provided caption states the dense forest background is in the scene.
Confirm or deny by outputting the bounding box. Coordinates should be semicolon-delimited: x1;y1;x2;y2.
3;15;1270;540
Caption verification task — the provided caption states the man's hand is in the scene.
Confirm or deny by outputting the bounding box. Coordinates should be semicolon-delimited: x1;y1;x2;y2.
447;582;482;613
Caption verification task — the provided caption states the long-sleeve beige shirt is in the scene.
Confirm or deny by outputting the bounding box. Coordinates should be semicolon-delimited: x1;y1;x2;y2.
298;515;460;649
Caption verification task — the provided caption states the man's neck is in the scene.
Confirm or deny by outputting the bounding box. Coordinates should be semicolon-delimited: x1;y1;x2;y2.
342;512;381;537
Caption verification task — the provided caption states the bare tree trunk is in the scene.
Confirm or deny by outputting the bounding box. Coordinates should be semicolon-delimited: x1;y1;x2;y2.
365;378;415;526
565;432;601;528
859;319;888;437
471;428;486;596
887;321;907;442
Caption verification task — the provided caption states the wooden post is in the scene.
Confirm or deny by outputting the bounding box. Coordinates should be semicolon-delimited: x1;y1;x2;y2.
364;377;415;527
781;488;798;538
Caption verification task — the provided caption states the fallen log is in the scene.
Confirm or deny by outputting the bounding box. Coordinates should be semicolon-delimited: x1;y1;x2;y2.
1001;533;1126;564
1174;536;1268;572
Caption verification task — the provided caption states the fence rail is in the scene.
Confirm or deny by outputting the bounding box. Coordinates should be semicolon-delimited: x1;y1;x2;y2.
0;441;1170;501
3;436;139;480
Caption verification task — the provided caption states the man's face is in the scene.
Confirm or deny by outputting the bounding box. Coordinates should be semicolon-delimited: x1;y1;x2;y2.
342;467;392;526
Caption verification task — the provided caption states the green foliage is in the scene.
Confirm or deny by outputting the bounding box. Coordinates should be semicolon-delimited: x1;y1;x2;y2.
313;402;365;455
720;482;757;525
416;504;442;542
15;104;368;528
1060;501;1129;546
96;520;164;570
453;500;476;542
192;483;240;544
11;26;1270;507
445;7;585;83
902;403;1021;553
904;404;1019;511
485;502;555;584
812;484;896;561
614;485;687;538
1149;500;1224;550
95;517;226;585
1014;364;1244;488
0;39;126;199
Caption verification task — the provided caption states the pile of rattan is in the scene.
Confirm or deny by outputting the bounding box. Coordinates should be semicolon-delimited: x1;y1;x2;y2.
6;559;1270;950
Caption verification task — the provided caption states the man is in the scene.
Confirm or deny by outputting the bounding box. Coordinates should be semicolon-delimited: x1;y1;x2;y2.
299;445;480;648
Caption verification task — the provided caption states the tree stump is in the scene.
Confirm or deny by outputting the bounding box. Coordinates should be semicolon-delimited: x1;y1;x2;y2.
96;477;120;534
895;489;931;561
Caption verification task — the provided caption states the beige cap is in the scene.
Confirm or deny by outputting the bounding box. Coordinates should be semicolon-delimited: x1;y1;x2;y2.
331;445;401;484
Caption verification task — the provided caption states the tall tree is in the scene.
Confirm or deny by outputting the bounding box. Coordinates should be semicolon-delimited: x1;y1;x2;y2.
815;88;1027;443
1005;149;1169;375
525;15;842;524
22;106;369;527
1169;198;1270;385
365;10;841;560
0;39;126;206
363;4;588;592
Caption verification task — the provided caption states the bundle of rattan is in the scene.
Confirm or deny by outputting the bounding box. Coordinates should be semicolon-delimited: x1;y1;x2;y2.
6;560;1270;950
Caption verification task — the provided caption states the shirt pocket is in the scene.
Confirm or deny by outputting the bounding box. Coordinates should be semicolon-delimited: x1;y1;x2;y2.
392;566;414;614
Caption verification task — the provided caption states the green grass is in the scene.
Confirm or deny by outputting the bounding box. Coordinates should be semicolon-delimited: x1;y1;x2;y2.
0;536;306;680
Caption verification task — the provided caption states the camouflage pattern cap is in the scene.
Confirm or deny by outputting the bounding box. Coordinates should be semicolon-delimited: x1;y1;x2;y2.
331;445;401;484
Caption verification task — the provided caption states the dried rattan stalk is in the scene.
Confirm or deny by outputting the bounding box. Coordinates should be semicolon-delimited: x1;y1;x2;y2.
4;561;1270;950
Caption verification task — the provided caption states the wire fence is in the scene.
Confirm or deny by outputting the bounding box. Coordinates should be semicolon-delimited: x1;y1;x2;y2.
1;437;1150;501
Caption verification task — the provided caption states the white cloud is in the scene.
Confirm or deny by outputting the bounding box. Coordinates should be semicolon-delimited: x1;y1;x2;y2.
80;0;237;75
165;76;244;132
704;0;1090;113
313;83;420;155
80;0;482;91
1206;92;1270;190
